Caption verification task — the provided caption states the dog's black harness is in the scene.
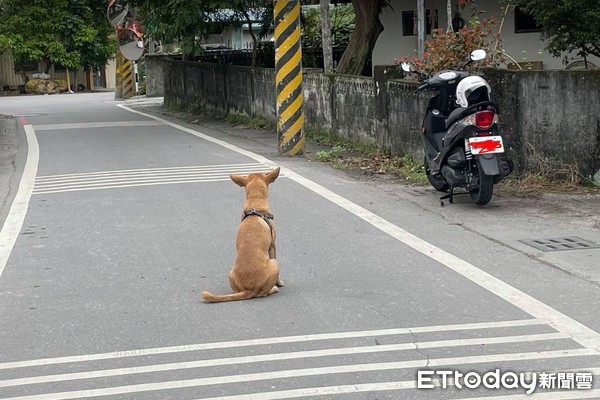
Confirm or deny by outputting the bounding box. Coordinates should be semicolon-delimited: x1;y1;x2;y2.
242;208;274;227
241;208;276;259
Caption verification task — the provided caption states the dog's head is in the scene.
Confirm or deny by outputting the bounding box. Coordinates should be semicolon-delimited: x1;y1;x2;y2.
230;168;280;197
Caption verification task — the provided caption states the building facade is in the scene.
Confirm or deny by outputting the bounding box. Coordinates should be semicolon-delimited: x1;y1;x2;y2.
374;0;599;70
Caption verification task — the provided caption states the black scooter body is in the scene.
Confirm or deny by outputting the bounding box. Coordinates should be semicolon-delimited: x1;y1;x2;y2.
418;71;513;205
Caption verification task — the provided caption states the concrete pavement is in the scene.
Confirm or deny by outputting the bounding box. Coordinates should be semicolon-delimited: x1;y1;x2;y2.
0;93;598;399
127;96;600;287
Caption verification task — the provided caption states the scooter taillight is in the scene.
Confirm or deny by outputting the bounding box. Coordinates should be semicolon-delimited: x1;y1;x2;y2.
475;110;496;129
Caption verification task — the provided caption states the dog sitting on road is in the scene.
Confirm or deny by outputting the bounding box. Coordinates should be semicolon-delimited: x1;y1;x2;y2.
202;168;283;303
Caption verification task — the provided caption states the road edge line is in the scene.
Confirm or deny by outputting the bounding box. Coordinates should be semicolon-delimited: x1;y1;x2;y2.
0;124;39;279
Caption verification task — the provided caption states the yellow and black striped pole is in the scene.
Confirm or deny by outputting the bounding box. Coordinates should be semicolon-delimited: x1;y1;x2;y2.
274;0;305;156
115;50;135;99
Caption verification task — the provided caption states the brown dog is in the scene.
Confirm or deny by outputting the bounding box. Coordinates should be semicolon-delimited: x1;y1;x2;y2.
201;168;283;303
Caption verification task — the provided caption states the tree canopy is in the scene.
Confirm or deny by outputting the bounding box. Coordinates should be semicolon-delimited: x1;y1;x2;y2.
134;0;246;60
0;0;115;78
520;0;600;61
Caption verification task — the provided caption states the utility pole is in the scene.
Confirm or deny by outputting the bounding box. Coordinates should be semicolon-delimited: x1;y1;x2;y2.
417;0;425;57
274;0;305;156
320;0;334;73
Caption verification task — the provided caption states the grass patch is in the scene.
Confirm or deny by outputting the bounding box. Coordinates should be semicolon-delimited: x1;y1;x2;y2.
307;127;428;185
499;172;600;197
225;113;275;130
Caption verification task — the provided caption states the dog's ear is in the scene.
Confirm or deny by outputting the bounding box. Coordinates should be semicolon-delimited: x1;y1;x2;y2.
265;167;280;184
230;174;247;187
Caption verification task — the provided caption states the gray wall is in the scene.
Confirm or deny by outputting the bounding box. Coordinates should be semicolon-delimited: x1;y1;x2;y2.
159;58;600;178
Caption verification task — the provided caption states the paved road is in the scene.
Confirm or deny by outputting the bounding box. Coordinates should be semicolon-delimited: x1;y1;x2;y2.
0;93;599;399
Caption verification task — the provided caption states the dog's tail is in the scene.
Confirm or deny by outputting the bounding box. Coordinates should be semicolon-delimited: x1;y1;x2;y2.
201;290;254;303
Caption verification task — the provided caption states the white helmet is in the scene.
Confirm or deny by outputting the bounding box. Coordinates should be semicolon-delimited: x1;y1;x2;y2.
455;76;491;108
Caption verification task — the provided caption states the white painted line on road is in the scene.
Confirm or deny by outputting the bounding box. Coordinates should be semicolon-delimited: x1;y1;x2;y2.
33;177;234;194
198;367;600;400
194;380;418;400
0;332;570;388
0;318;545;370
198;388;600;400
3;349;596;400
32;164;276;194
119;104;600;353
33;121;164;131
196;367;600;400
0;125;38;280
35;163;268;181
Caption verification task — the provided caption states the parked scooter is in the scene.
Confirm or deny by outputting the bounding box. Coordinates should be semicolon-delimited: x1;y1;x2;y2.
402;50;513;206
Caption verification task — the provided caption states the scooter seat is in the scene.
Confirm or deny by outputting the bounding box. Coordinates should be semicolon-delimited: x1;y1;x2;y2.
445;101;499;129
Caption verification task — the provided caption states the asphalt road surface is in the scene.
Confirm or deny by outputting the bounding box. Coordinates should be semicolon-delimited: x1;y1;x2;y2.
0;93;599;399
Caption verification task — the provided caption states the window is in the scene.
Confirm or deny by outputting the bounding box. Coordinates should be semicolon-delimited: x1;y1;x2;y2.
14;61;39;73
402;10;439;36
515;5;542;33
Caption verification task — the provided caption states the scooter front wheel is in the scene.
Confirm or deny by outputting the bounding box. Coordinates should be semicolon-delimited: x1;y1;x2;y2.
469;161;494;205
424;156;449;192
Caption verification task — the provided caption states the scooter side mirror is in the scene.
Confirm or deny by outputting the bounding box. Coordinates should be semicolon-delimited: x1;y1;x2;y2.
401;62;412;72
470;49;487;61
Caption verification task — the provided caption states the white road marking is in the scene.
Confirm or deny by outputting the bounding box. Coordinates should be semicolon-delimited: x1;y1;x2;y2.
198;388;600;400
34;163;267;181
0;319;545;370
33;163;275;194
33;121;163;131
0;125;38;280
195;369;600;400
169;381;420;400
0;332;570;388
3;349;597;400
118;104;600;353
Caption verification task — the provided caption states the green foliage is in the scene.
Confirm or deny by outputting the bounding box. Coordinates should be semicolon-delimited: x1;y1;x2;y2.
391;154;428;185
135;0;245;59
0;0;114;75
316;146;343;162
519;0;600;60
301;4;354;48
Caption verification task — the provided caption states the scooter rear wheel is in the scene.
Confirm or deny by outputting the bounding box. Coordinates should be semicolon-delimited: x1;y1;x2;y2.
424;156;449;192
469;162;494;205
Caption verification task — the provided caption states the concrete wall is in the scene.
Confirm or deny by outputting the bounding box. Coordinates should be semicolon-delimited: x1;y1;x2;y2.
163;59;277;121
160;59;600;178
485;69;600;176
145;55;166;97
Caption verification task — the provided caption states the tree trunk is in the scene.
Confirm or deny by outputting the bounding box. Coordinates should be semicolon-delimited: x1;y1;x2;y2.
446;0;453;33
320;0;334;73
243;11;258;68
336;0;384;75
44;58;52;74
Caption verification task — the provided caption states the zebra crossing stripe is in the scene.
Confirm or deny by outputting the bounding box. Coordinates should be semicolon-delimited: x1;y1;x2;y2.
0;319;546;370
32;163;275;194
1;349;597;400
274;0;304;156
0;332;570;388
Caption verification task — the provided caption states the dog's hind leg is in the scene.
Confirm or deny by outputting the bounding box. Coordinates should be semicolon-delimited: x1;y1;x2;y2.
262;259;282;295
229;269;243;292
